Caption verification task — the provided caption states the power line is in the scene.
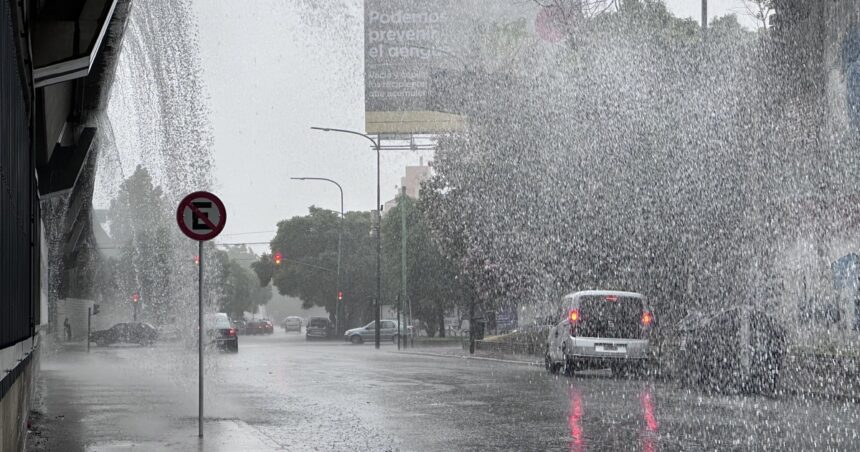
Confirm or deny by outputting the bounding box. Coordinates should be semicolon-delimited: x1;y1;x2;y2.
218;230;276;236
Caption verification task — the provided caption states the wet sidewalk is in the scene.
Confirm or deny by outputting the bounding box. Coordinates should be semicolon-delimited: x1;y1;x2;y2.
26;342;283;452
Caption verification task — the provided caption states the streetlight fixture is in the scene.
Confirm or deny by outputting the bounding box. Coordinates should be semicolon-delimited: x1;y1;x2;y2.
311;126;383;349
291;176;344;336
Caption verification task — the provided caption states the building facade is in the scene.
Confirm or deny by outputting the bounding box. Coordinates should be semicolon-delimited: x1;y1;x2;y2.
0;1;130;449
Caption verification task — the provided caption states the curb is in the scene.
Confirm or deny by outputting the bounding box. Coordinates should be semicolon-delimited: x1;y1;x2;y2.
394;349;542;367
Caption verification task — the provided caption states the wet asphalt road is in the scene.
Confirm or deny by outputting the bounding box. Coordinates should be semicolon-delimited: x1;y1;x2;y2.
31;332;860;451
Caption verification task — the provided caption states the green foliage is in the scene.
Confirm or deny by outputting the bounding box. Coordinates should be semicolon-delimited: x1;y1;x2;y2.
216;245;272;317
105;166;180;323
251;253;273;287
212;252;255;318
259;207;376;328
253;202;476;334
382;194;477;337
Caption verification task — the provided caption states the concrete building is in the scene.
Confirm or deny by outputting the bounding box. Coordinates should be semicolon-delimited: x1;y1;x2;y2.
383;158;432;213
401;157;432;199
0;1;130;450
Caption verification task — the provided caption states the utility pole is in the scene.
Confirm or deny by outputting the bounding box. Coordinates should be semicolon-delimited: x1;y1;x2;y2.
702;0;708;35
311;127;382;349
400;186;408;349
87;307;91;353
291;177;344;335
469;297;476;354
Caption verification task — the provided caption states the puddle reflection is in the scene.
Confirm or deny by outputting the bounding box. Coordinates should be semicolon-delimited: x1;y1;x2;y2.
568;384;660;452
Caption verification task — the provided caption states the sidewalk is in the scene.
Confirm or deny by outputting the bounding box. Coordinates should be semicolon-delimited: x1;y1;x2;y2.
27;341;283;452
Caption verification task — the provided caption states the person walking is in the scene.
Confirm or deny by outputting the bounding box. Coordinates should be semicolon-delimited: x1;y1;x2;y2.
64;318;72;341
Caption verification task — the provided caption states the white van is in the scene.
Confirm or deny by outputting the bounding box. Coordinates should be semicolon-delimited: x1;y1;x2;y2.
545;290;653;376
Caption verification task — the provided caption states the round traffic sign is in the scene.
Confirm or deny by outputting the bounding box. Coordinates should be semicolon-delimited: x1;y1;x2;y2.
176;191;227;241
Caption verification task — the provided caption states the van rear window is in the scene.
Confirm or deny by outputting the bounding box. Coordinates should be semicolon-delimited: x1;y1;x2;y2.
577;296;643;339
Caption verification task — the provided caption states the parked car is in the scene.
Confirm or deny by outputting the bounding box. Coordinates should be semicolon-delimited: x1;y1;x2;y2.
344;320;406;344
545;290;654;377
90;322;158;347
306;317;334;340
675;305;786;394
246;319;274;335
283;316;303;333
206;313;238;352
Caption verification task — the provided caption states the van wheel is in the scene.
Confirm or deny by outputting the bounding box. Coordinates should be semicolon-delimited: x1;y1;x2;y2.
391;334;400;344
563;357;576;376
545;354;560;375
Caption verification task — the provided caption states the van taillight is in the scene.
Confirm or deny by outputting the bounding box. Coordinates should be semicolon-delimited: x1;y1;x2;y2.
641;311;653;326
228;328;236;337
569;309;580;336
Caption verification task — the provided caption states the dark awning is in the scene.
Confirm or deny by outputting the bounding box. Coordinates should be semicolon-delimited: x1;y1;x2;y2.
30;0;119;88
37;127;95;198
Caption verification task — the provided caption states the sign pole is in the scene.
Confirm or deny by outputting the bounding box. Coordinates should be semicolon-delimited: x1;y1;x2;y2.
176;190;226;440
87;307;91;353
198;239;204;438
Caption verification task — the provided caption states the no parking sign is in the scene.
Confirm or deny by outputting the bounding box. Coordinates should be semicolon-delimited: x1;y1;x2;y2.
176;191;226;241
176;190;226;439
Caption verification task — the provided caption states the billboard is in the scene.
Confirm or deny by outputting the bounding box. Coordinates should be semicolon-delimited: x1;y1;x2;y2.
364;0;550;134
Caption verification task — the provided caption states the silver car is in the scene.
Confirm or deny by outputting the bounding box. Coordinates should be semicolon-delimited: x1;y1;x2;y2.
545;290;654;376
344;320;405;344
283;316;302;333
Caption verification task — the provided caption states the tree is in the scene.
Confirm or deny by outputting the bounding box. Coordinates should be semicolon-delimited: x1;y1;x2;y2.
254;207;376;328
382;193;478;337
741;0;775;30
106;166;180;323
215;246;273;318
421;1;812;336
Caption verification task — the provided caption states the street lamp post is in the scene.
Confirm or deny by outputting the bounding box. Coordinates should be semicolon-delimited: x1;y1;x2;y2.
311;127;382;349
291;177;344;336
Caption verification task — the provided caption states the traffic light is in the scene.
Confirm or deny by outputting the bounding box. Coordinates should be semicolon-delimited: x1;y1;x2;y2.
338;291;343;301
194;255;200;265
274;251;283;265
92;304;100;315
132;292;140;304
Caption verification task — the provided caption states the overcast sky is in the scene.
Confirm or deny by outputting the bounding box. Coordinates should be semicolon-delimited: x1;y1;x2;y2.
193;0;757;252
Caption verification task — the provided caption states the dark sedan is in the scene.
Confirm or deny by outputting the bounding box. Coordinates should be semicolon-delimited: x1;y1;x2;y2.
246;319;274;335
207;313;238;352
674;305;786;395
90;322;158;347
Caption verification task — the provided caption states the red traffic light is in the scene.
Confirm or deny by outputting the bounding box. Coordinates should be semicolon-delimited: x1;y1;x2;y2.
194;255;200;265
274;251;283;265
132;292;140;303
338;291;343;301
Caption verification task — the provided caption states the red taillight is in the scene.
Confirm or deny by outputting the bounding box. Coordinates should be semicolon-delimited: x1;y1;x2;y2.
641;311;653;326
568;309;580;336
228;328;236;337
605;295;618;302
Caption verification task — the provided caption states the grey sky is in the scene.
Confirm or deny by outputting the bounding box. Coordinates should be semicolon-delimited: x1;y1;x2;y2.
193;0;756;252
